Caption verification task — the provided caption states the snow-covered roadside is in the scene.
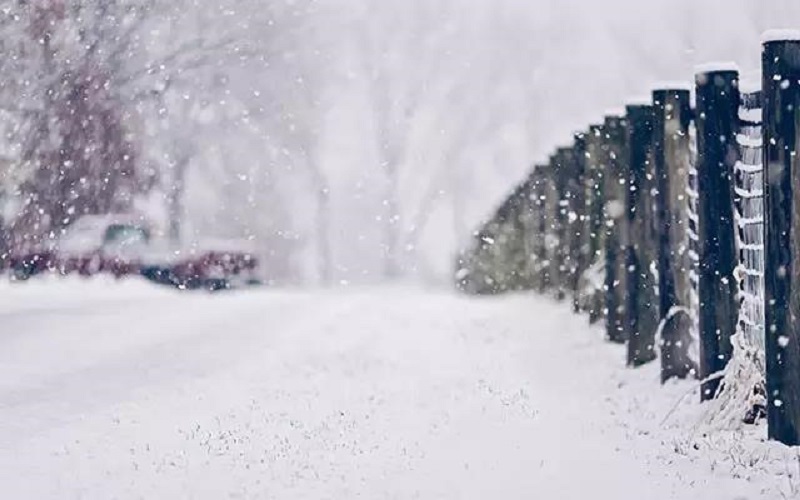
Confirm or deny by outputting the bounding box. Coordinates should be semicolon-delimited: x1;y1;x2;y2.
0;278;794;499
609;353;800;499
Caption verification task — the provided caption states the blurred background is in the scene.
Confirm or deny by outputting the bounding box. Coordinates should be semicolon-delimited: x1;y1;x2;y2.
1;0;799;287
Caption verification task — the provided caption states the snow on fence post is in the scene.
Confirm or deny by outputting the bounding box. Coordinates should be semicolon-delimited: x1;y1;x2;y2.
583;125;607;323
762;32;800;445
652;86;698;382
694;65;740;400
624;103;659;367
603;114;629;343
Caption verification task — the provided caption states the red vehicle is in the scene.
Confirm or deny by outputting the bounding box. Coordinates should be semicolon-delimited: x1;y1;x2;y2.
7;214;259;290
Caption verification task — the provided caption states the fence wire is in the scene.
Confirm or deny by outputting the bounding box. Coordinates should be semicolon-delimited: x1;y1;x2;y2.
734;91;766;353
686;123;701;348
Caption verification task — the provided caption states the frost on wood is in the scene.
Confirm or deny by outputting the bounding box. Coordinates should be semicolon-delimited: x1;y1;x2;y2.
684;123;702;370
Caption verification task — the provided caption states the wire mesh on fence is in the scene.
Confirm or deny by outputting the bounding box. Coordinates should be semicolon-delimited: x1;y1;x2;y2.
454;35;800;443
686;123;701;354
734;90;766;353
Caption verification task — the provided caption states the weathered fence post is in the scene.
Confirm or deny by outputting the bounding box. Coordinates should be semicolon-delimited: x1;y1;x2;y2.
537;166;554;294
518;177;538;290
566;137;587;311
763;32;800;445
536;165;555;294
553;147;579;302
527;167;547;293
550;150;569;301
547;150;564;300
506;185;528;291
581;125;606;323
695;66;740;400
0;221;7;274
652;86;697;382
625;103;658;367
603;114;628;343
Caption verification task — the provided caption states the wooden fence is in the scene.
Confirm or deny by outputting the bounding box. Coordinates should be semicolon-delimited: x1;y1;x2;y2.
455;33;800;446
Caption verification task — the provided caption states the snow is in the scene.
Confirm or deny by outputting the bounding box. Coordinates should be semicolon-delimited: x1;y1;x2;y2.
651;81;693;93
762;29;800;43
603;108;627;119
0;278;796;498
694;62;740;74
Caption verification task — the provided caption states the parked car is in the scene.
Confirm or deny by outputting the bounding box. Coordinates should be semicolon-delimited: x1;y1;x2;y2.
6;214;147;280
6;214;259;290
140;247;259;291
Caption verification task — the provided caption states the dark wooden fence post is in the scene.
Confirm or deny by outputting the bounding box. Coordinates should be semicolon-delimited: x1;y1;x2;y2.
521;177;539;290
603;114;628;343
585;125;607;323
508;184;529;290
551;150;569;301
695;66;740;400
763;33;800;445
566;137;587;311
528;167;547;293
653;86;697;382
554;146;579;302
625;103;658;367
0;218;7;274
511;181;531;290
539;165;556;294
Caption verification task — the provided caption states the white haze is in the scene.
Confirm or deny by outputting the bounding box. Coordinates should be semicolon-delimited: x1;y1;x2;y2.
2;0;798;285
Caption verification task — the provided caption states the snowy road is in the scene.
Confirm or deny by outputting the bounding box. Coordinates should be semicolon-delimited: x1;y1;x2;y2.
0;279;784;498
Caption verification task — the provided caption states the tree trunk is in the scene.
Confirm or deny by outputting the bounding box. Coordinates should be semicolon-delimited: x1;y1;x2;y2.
168;158;189;244
452;165;467;253
383;166;401;279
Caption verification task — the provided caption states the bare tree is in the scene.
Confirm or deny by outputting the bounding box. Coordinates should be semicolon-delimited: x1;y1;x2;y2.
0;0;294;254
345;0;554;279
351;0;468;278
267;42;334;285
0;1;156;251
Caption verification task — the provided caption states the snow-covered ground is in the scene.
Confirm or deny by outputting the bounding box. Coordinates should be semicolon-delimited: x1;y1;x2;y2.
0;278;796;499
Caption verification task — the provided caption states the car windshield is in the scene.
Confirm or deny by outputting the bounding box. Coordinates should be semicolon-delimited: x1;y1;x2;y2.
103;225;149;250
